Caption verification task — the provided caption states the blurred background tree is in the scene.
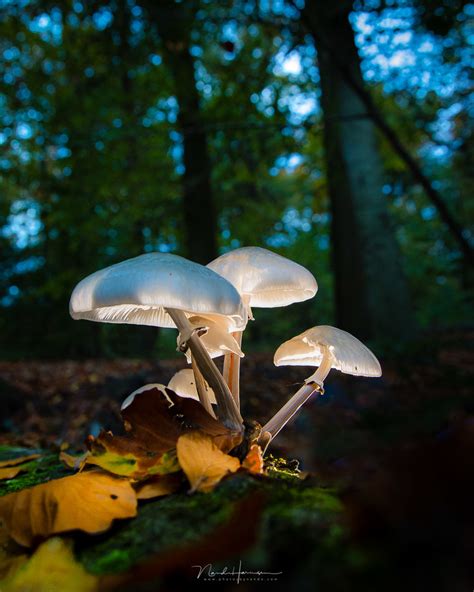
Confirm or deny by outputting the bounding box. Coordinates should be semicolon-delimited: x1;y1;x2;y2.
0;0;472;359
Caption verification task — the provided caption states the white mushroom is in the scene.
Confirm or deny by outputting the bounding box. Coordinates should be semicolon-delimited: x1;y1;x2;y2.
168;369;217;405
70;252;247;431
260;326;381;446
180;316;244;363
207;247;317;405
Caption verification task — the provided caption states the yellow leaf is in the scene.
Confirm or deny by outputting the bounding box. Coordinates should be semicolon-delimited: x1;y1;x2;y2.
0;455;40;469
135;474;182;500
177;431;240;493
0;458;40;481
0;467;23;481
0;538;98;592
59;450;88;471
0;470;137;547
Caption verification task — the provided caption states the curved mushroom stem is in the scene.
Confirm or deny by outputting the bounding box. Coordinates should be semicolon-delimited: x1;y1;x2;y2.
191;355;216;419
223;331;243;407
166;308;243;433
258;347;334;448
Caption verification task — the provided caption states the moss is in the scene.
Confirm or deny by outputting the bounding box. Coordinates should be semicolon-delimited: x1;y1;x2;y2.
0;451;72;497
79;472;342;576
0;446;344;583
264;454;302;480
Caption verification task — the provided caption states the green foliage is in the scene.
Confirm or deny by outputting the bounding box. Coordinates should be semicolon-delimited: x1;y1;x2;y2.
0;0;471;357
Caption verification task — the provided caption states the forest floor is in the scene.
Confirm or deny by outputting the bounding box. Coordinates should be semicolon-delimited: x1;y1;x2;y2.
0;327;472;591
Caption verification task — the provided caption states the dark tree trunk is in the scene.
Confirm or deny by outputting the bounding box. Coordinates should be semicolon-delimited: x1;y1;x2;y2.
303;0;415;343
149;1;218;264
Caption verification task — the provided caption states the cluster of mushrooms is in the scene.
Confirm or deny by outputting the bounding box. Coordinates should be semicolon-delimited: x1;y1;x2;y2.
70;247;381;451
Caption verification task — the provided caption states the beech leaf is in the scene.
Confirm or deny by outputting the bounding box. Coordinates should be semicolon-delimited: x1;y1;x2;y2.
176;431;240;493
135;474;183;500
0;454;40;469
0;538;98;592
0;470;137;547
84;384;241;479
0;466;29;481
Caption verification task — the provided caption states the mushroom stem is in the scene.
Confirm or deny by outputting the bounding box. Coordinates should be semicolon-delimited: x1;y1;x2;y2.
166;308;243;432
223;331;243;407
191;355;216;419
258;347;334;446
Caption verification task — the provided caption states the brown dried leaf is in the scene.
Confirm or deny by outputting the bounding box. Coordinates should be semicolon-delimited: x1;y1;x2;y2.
177;431;240;493
85;384;241;479
0;470;137;547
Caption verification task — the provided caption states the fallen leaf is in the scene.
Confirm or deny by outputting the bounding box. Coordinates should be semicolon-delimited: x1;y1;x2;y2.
0;537;98;591
0;455;40;469
176;431;240;493
59;450;88;471
0;467;25;481
242;444;265;475
0;470;137;547
135;474;183;500
85;384;241;479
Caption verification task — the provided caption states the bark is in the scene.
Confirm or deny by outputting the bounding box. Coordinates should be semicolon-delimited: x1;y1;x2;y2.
149;0;218;264
303;0;416;342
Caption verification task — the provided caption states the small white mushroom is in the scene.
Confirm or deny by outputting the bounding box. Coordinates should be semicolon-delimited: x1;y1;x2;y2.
260;326;381;446
207;247;318;405
70;252;247;431
167;369;217;405
178;316;244;363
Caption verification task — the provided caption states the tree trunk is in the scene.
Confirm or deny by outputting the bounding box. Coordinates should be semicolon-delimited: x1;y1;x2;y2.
303;0;415;342
150;1;218;264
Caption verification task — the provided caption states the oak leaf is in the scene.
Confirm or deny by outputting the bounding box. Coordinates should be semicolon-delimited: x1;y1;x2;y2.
177;431;240;493
0;470;137;547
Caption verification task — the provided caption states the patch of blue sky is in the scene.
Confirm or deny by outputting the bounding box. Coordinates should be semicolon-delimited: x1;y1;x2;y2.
267;206;316;249
92;8;113;31
16;122;33;140
3;200;43;249
353;7;471;98
29;11;62;44
274;153;304;172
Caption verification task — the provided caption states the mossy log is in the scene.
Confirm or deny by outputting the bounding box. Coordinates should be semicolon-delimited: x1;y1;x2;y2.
0;447;346;590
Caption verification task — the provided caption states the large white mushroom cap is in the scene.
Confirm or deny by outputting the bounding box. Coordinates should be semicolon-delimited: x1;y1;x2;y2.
167;369;217;404
70;252;247;330
207;247;317;309
274;325;382;377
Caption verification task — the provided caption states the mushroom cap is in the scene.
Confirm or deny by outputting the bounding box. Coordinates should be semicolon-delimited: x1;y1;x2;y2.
180;315;244;362
274;325;382;377
70;252;247;330
167;369;217;404
207;246;317;308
